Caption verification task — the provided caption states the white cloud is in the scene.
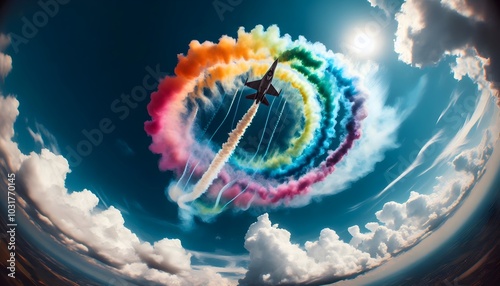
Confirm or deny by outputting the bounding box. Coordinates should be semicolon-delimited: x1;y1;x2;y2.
350;177;467;259
382;0;499;172
240;213;376;285
0;95;233;286
136;238;192;274
18;150;233;285
241;130;494;285
0;95;25;170
0;53;12;79
451;50;491;91
392;0;500;103
0;34;10;50
452;130;493;178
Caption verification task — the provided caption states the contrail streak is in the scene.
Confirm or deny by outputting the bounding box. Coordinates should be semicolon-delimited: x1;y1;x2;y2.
176;95;226;190
208;89;241;142
222;185;249;211
231;89;244;129
248;97;277;162
178;103;260;207
262;101;287;160
213;179;237;210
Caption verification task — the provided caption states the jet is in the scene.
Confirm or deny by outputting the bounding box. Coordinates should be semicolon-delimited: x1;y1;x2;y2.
244;59;281;106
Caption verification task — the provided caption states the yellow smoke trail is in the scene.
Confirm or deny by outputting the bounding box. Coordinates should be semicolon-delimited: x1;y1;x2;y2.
178;103;260;207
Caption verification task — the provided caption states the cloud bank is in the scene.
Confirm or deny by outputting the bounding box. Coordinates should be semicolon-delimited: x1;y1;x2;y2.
0;95;235;286
1;9;497;285
370;0;500;103
240;130;494;285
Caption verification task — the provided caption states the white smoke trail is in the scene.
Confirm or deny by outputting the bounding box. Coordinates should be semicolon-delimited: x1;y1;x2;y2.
178;103;260;208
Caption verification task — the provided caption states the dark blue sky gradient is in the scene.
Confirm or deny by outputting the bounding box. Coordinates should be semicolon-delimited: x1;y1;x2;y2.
1;0;479;254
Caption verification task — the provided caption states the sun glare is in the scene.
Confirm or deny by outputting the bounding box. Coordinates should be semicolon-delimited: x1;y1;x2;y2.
348;29;380;58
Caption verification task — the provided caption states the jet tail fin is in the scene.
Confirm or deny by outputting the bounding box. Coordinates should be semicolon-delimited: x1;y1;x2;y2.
245;93;257;100
261;96;270;106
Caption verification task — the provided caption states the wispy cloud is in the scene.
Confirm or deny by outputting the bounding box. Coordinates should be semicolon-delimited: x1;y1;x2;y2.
423;89;491;174
375;129;444;199
437;88;462;124
308;72;427;203
27;121;61;155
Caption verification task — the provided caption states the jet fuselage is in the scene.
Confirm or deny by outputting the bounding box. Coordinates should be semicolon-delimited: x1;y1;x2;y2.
244;59;281;106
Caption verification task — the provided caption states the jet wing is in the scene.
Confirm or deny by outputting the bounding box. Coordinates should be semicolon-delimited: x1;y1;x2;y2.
245;80;261;90
267;84;280;96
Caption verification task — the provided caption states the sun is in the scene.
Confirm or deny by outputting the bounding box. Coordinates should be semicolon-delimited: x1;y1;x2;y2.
347;29;381;58
355;32;376;53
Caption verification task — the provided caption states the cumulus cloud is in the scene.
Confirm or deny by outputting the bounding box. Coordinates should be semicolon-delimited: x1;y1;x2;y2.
0;95;25;170
0;95;233;286
0;33;12;79
241;130;494;285
452;130;493;178
0;53;12;79
392;0;500;102
371;0;500;172
240;214;376;285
